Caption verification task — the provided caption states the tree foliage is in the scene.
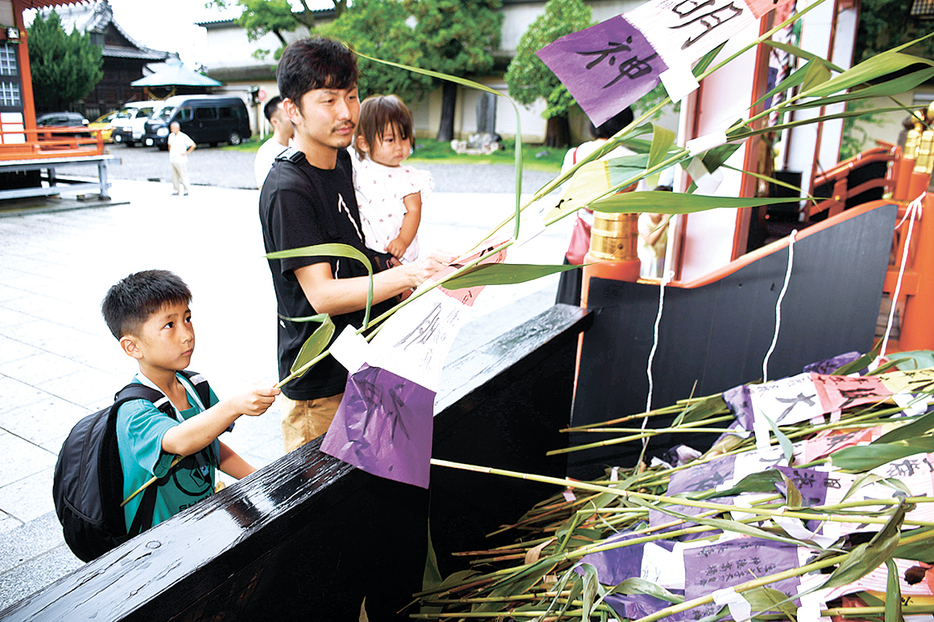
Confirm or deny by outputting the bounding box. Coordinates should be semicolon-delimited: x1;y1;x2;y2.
206;0;347;55
854;0;934;63
504;0;591;119
401;0;504;141
321;0;433;105
27;9;103;112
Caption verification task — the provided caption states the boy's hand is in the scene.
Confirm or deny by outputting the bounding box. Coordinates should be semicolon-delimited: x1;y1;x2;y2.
232;384;280;417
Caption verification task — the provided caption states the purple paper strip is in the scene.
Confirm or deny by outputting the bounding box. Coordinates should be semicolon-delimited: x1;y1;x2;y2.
321;364;435;489
723;384;755;431
683;538;801;620
579;532;647;586
772;466;831;507
537;15;668;127
803;351;862;375
649;454;736;530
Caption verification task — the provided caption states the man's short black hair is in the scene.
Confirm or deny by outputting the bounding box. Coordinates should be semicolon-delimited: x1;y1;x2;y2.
277;37;358;112
264;95;283;122
101;270;192;339
591;107;634;140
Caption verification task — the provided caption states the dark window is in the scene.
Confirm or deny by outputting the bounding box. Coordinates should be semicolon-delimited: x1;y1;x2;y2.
177;107;193;121
218;107;233;119
194;107;217;120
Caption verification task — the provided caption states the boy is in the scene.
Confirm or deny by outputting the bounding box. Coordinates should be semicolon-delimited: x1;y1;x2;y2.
101;269;279;530
259;37;453;452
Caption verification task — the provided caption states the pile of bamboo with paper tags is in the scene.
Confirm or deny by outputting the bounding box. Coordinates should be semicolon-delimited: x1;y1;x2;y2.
419;349;934;621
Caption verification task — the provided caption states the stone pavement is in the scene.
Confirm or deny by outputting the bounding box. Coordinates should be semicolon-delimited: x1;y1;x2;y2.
0;178;570;610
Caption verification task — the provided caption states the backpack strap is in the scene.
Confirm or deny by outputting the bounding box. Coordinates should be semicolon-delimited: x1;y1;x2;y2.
112;384;176;536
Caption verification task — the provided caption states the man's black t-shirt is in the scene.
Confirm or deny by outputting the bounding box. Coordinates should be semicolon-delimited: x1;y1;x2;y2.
259;147;394;401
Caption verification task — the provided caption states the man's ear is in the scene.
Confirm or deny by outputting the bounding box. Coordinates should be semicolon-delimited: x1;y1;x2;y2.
120;335;143;360
282;98;301;125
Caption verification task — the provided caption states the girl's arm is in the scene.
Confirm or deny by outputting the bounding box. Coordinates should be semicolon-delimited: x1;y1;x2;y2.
386;192;422;259
218;441;256;479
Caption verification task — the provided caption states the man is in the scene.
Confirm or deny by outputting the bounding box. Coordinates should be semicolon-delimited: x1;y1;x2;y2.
254;96;294;189
259;37;452;453
167;121;195;196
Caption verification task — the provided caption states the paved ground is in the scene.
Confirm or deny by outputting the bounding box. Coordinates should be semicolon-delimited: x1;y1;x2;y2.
0;160;570;610
61;141;561;193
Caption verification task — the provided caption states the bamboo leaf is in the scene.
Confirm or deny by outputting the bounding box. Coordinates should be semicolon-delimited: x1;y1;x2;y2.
701;141;744;175
875;409;934;444
802;58;833;91
779;472;803;509
648;124;676;172
893;527;934;563
831;438;934;471
589;191;802;215
580;563;601;618
802;52;934;99
884;558;903;622
832;341;881;375
266;243;375;329
442;262;580;290
675;395;730;426
289;314;334;375
821;501;907;590
764;413;794;463
709;469;784;498
761;40;844;73
841;474;911;503
789;67;934;110
729;105;908;141
743;585;799;618
608;577;684;603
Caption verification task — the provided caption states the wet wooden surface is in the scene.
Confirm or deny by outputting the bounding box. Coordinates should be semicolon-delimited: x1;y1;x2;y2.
1;304;590;621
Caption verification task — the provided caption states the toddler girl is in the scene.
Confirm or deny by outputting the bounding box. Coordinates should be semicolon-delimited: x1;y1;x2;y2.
351;94;433;264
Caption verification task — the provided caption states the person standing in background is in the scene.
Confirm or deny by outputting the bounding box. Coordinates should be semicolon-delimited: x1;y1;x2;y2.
168;122;195;196
254;96;294;189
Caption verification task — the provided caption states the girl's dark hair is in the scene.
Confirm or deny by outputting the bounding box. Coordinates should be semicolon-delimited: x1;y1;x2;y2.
353;94;415;161
277;37;358;112
101;270;191;339
590;107;634;140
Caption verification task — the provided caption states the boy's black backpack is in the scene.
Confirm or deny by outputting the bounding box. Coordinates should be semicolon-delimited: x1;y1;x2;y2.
52;370;211;562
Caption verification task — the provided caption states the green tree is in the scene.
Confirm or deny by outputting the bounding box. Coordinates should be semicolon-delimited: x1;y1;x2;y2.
321;0;433;106
504;0;591;148
27;9;103;113
207;0;347;58
402;0;503;142
854;0;934;63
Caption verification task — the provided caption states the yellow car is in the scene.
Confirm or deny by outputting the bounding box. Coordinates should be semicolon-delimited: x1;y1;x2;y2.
88;111;117;143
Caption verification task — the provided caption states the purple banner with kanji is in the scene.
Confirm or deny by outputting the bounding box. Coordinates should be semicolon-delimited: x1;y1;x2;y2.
537;15;667;128
321;364;435;488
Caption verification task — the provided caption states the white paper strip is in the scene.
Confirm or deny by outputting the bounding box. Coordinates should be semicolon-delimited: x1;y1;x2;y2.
329;325;371;374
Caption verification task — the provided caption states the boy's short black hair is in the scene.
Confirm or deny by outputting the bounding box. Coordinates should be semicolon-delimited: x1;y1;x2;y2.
101;270;192;339
264;95;283;122
277;37;358;113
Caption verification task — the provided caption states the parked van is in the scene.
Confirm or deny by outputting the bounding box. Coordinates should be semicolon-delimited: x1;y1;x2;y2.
111;101;166;147
142;96;251;149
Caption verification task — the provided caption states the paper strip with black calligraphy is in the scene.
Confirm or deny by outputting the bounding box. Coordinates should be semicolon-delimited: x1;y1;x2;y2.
320;245;507;488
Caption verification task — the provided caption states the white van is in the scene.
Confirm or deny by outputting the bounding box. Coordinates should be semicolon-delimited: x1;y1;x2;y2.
111;101;166;147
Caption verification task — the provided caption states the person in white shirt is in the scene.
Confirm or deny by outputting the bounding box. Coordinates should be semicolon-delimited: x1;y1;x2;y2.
167;122;195;196
254;96;294;189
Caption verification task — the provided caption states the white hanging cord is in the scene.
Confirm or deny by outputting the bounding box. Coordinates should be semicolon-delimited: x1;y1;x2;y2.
638;269;674;464
880;192;925;361
763;229;797;383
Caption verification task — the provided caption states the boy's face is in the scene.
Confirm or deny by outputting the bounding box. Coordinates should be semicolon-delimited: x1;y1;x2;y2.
284;86;359;159
121;301;194;374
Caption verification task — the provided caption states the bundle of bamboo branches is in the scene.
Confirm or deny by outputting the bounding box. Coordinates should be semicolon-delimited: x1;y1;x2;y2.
418;349;934;621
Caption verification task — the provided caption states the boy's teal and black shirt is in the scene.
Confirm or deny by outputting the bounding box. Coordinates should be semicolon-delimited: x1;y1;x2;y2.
115;372;220;530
